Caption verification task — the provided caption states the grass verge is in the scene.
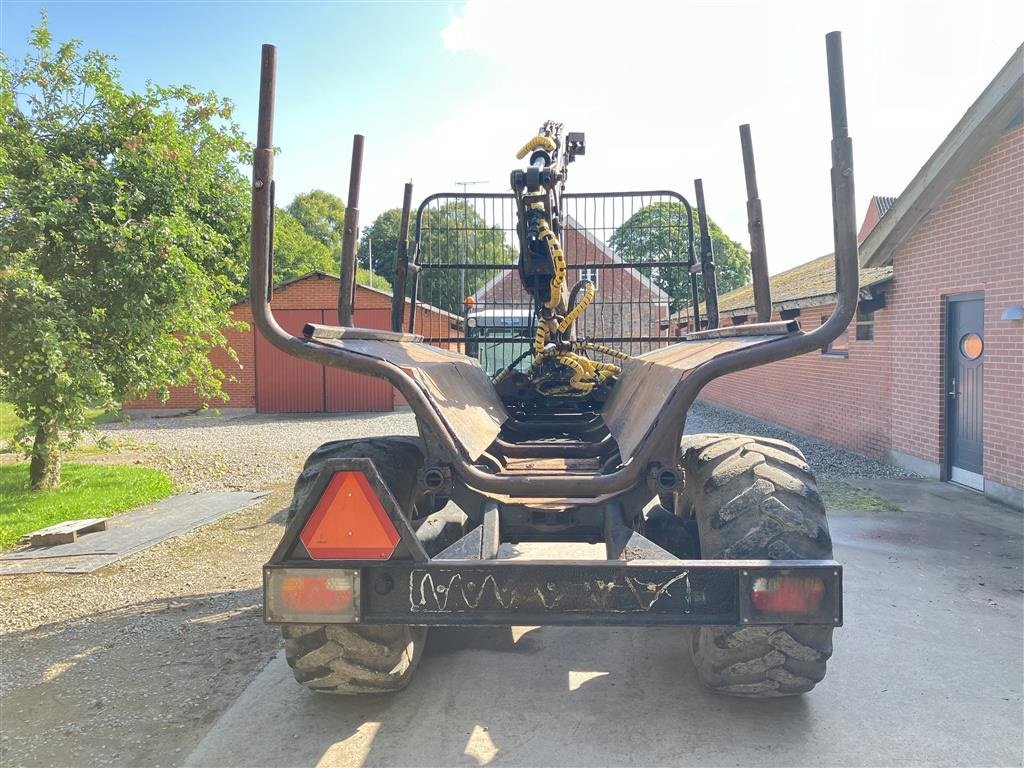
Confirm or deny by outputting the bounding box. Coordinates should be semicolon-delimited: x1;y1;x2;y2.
0;462;174;550
819;478;901;513
1;401;126;451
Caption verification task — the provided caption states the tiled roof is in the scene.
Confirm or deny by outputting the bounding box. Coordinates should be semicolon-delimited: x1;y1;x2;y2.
671;253;893;320
874;196;896;217
471;216;671;303
241;271;461;320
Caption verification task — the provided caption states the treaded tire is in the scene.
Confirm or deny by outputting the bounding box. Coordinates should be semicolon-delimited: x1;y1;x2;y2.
680;433;834;697
282;436;427;695
282;623;426;694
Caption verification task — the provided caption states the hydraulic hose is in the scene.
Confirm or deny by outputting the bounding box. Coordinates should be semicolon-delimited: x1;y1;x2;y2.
516;134;557;160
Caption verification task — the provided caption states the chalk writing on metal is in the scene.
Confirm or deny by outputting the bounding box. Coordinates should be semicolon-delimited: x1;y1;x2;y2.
409;569;697;613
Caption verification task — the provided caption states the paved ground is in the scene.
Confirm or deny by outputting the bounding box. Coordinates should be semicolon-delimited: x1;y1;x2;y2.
186;480;1023;768
0;486;289;768
2;407;1017;767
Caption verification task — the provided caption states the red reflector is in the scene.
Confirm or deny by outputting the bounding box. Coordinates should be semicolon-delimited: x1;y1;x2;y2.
751;576;825;614
280;575;354;613
300;471;401;560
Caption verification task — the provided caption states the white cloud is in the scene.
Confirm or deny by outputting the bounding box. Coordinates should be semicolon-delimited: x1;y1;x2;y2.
415;0;1023;273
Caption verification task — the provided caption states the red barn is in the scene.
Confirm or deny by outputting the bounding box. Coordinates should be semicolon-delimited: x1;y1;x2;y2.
125;272;460;414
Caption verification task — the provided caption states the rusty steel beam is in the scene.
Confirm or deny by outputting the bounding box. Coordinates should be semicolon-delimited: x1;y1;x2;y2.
693;178;719;329
391;181;414;332
247;34;859;500
251;44;276;311
739;124;773;324
338;134;364;327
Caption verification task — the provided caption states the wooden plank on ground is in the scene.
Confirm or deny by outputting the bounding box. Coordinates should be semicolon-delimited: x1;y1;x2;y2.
21;518;109;547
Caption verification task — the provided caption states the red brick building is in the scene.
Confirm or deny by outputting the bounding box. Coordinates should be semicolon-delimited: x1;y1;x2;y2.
126;272;459;414
683;46;1023;509
472;216;670;353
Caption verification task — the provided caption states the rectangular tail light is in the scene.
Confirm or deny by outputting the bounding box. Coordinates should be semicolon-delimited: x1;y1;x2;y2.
738;567;842;625
750;575;825;614
265;567;360;624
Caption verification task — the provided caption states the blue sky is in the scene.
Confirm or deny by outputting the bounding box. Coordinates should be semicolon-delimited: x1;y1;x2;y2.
2;1;1021;273
0;2;490;202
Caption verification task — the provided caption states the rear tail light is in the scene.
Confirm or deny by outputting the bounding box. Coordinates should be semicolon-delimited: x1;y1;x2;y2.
750;575;825;614
265;568;360;623
300;471;400;560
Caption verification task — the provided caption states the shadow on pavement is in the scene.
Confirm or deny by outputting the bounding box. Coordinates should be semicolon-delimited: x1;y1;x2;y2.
196;626;814;768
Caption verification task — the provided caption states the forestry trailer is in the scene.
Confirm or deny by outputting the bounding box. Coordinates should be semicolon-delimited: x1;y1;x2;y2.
255;32;858;697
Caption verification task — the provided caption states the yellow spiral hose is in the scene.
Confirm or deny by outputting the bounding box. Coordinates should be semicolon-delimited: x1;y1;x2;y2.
558;281;595;334
516;134;557;160
513;134;627;396
535;217;566;311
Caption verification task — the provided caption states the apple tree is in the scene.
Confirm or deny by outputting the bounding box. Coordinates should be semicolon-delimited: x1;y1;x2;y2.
0;17;251;488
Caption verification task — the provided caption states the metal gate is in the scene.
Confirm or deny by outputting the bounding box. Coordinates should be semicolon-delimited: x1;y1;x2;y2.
255;309;394;413
407;191;698;362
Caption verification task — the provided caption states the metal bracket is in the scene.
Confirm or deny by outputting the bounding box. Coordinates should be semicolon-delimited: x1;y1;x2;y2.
646;463;682;495
420;464;453;495
435;502;501;560
603;502;676;561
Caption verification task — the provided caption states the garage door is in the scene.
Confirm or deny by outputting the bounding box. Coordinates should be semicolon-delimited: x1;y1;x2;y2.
323;309;394;413
254;310;324;413
254;309;395;414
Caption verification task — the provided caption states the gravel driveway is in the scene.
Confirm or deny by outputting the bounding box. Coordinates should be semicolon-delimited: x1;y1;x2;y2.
685;400;914;479
93;399;910;495
93;410;418;492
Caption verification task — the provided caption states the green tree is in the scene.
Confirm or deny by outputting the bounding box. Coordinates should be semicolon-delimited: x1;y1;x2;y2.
286;189;346;252
609;201;751;312
272;207;335;280
414;202;514;314
355;266;391;292
0;16;250;489
275;201;389;291
357;207;403;283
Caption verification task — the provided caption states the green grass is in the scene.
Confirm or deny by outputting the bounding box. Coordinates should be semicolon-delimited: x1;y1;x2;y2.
819;478;901;513
0;401;126;453
0;401;20;448
0;462;174;550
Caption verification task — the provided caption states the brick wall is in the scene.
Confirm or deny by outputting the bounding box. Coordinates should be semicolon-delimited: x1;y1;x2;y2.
888;125;1023;491
700;301;894;459
124;305;255;410
700;124;1023;497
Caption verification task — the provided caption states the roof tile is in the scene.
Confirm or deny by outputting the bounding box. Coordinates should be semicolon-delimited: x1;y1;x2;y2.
672;253;893;320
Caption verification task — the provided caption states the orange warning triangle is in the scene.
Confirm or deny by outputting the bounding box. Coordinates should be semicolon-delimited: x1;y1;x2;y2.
300;471;400;560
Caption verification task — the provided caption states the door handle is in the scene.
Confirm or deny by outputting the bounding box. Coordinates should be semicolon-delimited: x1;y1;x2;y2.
948;378;957;398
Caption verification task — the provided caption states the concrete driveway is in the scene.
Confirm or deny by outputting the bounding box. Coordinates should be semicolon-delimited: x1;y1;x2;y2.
186;480;1022;767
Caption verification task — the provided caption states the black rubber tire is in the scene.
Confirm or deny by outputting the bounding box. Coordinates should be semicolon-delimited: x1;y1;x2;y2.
282;436;428;695
282;623;427;695
680;433;834;697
